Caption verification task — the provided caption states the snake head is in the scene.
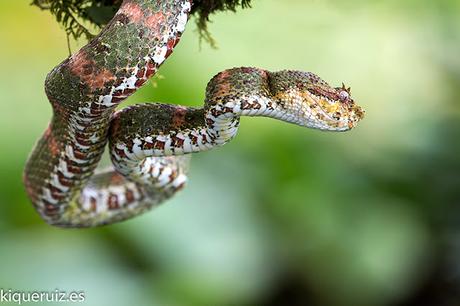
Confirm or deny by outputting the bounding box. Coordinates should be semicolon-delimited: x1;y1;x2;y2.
271;71;365;131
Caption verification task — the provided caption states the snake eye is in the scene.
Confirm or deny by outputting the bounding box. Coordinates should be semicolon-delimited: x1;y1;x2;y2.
338;90;349;102
338;83;351;103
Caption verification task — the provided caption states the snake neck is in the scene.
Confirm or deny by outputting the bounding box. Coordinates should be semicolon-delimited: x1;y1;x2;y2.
204;67;282;145
204;95;279;145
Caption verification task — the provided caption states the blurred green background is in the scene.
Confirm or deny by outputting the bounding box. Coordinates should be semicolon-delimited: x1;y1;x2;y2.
1;0;460;305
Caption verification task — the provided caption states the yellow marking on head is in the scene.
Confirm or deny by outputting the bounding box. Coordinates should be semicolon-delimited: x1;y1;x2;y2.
318;99;341;114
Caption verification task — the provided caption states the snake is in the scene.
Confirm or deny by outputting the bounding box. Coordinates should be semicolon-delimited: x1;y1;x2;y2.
23;0;365;227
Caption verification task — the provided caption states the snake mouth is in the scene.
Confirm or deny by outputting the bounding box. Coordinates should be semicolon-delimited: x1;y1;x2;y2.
346;101;365;128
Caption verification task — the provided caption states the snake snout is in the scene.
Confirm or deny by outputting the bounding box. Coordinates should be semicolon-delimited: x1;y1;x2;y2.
344;101;365;130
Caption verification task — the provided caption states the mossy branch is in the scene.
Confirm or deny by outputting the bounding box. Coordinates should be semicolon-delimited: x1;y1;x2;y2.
31;0;252;45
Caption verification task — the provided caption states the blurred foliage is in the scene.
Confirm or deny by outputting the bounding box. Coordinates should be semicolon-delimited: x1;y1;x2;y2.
191;0;251;47
1;0;460;305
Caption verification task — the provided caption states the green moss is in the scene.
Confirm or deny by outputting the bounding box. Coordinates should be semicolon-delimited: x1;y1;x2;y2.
31;0;252;45
31;0;122;40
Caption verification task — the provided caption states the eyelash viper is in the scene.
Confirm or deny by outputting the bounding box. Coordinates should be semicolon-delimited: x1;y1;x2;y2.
23;0;364;227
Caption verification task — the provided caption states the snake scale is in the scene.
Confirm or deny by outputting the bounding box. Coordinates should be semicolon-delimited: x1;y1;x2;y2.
23;0;364;227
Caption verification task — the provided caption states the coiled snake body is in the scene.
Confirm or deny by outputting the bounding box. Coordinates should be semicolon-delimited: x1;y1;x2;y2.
23;0;364;227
